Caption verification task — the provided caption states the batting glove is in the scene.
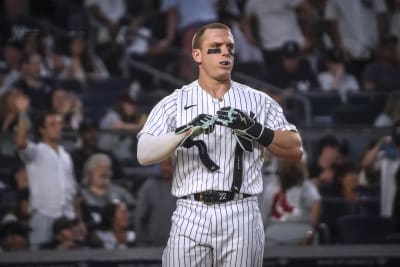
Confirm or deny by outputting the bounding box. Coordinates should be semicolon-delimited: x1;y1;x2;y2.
175;114;216;147
215;107;274;147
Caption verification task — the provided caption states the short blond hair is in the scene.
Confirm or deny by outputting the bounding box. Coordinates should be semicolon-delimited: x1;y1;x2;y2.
192;23;232;50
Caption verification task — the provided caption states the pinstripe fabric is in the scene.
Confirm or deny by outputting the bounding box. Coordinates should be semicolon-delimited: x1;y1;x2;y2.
138;79;296;266
138;80;296;197
162;197;264;267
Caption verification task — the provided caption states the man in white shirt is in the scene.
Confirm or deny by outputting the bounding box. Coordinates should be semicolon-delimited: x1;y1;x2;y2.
85;0;126;44
241;0;313;70
325;0;387;78
15;96;78;249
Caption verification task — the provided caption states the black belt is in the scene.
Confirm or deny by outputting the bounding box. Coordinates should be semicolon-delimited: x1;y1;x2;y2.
181;190;251;205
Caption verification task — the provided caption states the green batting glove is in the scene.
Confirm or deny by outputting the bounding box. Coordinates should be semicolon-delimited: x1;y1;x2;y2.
175;114;216;147
216;107;274;147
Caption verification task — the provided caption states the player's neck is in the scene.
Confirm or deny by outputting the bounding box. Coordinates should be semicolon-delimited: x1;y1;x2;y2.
198;76;231;100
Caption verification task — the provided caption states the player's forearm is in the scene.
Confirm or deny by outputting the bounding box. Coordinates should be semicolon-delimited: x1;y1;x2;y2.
137;132;185;165
267;131;303;161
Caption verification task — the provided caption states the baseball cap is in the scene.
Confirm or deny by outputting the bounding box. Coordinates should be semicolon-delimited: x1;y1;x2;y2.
52;216;75;235
282;41;300;58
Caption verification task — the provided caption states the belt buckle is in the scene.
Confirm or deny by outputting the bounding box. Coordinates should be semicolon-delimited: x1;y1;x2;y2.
199;190;220;206
199;191;213;205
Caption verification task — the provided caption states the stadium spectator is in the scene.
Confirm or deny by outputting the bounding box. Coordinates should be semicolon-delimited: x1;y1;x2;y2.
216;0;265;78
96;201;136;249
13;52;54;113
71;119;123;183
0;91;30;157
374;93;400;127
79;153;134;226
100;92;146;132
319;162;361;203
60;32;109;82
1;188;30;225
325;0;388;79
0;0;39;47
259;159;321;245
0;89;30;132
387;0;400;57
308;135;345;186
85;0;126;74
157;0;218;81
40;216;85;250
0;42;22;95
135;158;176;246
15;104;78;248
100;92;146;160
362;124;400;225
0;221;30;251
266;41;318;91
317;48;360;94
9;162;28;192
241;0;314;71
362;35;400;92
49;88;83;131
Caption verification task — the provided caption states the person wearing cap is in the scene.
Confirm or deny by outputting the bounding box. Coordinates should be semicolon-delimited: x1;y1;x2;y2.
266;40;318;91
317;47;359;93
0;221;30;251
100;92;147;131
99;92;147;160
363;35;400;92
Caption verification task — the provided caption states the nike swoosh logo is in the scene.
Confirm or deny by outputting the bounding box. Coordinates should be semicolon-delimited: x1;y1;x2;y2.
184;104;197;110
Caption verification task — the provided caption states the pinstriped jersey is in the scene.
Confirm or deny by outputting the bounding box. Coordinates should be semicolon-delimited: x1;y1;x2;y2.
138;80;297;197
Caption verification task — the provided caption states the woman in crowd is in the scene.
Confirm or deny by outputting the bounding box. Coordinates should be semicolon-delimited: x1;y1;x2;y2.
61;33;109;82
49;87;83;130
96;201;135;249
260;159;321;245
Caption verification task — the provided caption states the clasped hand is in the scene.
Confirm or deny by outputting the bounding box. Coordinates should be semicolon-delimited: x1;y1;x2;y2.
175;107;264;151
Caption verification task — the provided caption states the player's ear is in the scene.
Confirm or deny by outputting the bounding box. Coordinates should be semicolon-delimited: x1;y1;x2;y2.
192;49;201;64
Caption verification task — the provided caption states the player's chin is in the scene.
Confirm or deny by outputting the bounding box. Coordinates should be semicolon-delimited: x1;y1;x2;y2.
214;72;231;82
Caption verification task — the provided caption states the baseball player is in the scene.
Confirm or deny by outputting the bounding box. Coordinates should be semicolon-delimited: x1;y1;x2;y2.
137;23;303;267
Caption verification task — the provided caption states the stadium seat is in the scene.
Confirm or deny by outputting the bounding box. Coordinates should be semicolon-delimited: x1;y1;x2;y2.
336;215;396;244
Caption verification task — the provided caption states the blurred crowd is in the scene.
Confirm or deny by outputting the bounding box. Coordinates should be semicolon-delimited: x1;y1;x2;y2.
0;0;400;252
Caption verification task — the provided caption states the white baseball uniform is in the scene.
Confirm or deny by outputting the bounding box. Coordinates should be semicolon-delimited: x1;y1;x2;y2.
138;80;297;266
